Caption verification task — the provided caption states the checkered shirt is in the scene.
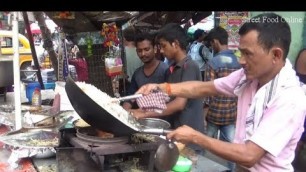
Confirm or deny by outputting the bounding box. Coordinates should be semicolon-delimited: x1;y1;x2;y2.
136;91;170;113
205;67;239;125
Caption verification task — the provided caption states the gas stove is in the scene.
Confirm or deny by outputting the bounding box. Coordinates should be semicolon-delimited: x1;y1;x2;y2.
57;128;165;172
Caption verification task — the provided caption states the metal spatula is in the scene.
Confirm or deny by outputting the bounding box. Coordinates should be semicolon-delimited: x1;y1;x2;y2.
111;94;143;103
117;94;143;101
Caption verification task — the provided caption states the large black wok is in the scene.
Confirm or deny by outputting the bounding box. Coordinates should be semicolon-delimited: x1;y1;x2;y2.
65;76;135;136
65;76;178;171
65;76;171;136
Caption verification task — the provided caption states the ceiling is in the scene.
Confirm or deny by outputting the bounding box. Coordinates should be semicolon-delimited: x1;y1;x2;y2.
45;11;212;34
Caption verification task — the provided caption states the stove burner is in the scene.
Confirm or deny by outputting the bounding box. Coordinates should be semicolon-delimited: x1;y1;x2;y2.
59;128;165;171
76;127;129;144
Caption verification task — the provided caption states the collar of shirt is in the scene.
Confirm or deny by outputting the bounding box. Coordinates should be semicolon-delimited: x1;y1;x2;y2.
215;49;234;56
169;57;189;74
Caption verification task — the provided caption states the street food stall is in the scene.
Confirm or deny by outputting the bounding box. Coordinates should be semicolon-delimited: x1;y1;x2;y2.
0;11;230;172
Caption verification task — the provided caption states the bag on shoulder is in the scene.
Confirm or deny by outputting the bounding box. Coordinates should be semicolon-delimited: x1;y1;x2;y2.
199;45;208;64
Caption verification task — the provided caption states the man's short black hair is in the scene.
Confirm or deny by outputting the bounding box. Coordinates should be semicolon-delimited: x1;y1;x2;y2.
239;12;291;60
206;26;228;45
156;23;188;50
135;32;155;47
193;29;205;40
123;26;141;42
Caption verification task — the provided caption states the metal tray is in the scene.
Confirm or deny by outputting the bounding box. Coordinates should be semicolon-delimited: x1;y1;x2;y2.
23;116;64;129
21;105;53;114
65;76;136;136
0;129;58;149
0;105;52;114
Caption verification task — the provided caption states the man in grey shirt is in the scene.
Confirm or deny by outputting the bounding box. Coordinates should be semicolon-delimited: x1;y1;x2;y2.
131;24;205;154
122;32;168;110
123;27;143;83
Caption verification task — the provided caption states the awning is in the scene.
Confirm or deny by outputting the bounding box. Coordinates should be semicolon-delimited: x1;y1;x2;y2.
45;11;212;34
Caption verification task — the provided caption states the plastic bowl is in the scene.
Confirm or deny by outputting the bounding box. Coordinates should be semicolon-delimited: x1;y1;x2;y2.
172;156;192;172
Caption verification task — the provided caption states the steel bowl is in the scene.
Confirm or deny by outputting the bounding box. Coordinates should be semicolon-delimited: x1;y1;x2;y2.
138;118;171;130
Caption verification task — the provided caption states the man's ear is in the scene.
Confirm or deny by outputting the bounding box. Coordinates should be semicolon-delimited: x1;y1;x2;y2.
154;45;157;54
171;42;176;48
172;40;180;48
210;39;215;47
271;47;283;62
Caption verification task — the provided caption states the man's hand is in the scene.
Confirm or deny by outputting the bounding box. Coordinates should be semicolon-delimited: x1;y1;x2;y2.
122;101;132;110
136;83;166;95
130;109;147;119
167;125;198;144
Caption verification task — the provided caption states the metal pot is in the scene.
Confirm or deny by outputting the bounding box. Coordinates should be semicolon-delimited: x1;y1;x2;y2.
138;118;171;130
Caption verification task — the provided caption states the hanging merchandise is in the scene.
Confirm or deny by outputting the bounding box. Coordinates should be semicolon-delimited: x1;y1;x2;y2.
100;22;122;76
76;31;104;46
104;46;123;77
101;22;120;48
53;11;75;19
58;30;69;81
62;41;69;81
86;36;93;56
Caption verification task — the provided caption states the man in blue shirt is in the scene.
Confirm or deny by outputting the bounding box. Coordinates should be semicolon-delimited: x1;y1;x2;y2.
188;29;213;81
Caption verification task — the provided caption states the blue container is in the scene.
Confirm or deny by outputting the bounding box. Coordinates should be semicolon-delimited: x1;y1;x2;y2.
26;82;41;103
43;82;55;90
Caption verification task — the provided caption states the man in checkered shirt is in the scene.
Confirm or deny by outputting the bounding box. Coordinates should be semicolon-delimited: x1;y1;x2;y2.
204;26;241;171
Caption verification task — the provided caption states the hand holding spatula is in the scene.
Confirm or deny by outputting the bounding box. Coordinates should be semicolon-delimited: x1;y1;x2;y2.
112;90;170;114
111;94;143;104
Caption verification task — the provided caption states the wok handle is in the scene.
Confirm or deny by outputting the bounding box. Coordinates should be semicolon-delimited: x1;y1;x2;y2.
163;129;173;134
140;128;174;135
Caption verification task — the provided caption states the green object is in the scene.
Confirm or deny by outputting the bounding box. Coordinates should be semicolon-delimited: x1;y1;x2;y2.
187;27;197;40
172;155;192;172
86;37;93;56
